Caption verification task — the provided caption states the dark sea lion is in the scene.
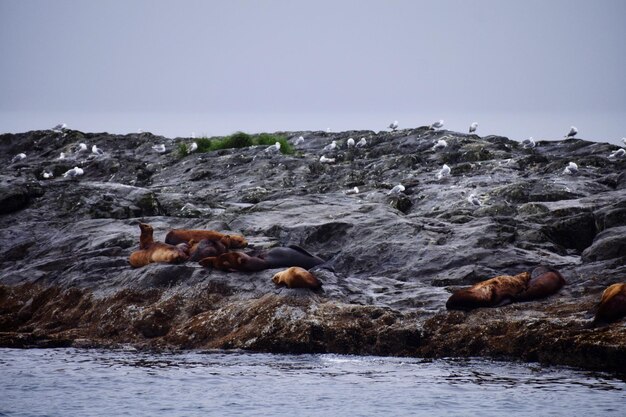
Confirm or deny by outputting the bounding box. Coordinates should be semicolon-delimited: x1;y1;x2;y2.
594;283;626;324
514;266;567;301
198;245;326;272
129;223;189;268
258;245;326;270
188;238;228;262
446;272;531;311
272;267;322;290
164;229;248;249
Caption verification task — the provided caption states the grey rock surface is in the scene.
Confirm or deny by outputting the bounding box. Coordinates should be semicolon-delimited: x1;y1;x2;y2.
0;128;625;371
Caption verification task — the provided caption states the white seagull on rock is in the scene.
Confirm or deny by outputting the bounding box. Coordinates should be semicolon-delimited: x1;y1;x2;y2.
521;137;536;149
467;193;481;206
563;161;578;175
429;120;444;130
323;140;337;152
59;152;66;160
345;186;359;195
356;138;367;148
265;142;281;153
294;136;305;146
437;164;451;179
432;139;448;151
52;123;67;132
319;155;335;164
75;143;88;153
347;138;355;147
92;145;104;155
609;148;625;159
152;144;166;153
469;122;478;133
187;142;198;153
63;167;84;178
10;153;26;163
565;126;578;138
389;120;399;131
42;171;54;179
388;184;405;195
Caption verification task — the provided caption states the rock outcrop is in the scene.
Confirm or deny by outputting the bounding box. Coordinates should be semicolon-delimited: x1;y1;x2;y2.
1;128;625;372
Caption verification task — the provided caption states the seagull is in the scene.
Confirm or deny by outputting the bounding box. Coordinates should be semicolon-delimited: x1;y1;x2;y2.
323;140;337;152
294;136;305;146
345;186;359;195
432;139;448;151
91;145;104;155
319;155;335;163
356;138;367;148
59;152;66;160
265;142;281;153
389;120;399;131
467;193;481;206
187;142;198;153
609;148;625;159
52;123;67;132
469;122;478;133
347;138;355;147
565;126;578;138
521;137;536;149
75;143;88;153
563;161;578;175
10;153;26;163
388;184;405;195
326;128;331;133
429;120;444;130
42;171;54;179
63;167;84;178
152;144;166;153
437;164;451;179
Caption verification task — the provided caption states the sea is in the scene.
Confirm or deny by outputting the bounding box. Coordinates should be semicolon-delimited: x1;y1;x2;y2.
0;348;624;417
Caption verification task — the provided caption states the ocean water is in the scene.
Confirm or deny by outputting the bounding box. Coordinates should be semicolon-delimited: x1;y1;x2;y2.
0;349;623;417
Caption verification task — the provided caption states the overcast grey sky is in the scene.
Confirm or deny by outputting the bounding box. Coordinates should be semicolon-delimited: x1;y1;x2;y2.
1;0;624;142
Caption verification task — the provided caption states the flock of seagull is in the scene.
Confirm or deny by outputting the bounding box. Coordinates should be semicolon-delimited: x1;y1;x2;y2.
6;122;626;207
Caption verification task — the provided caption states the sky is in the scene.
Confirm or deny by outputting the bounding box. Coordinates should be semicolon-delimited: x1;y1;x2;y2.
0;0;625;143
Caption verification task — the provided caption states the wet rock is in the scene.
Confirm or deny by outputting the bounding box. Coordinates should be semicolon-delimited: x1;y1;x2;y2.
0;128;625;371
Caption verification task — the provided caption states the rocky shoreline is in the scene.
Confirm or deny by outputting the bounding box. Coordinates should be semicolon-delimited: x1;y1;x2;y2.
1;127;625;372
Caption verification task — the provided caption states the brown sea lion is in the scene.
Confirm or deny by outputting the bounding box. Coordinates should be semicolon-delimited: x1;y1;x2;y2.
514;266;566;301
188;238;228;262
594;283;626;324
198;245;326;272
446;272;531;311
128;223;189;268
164;228;248;249
272;267;322;290
198;251;266;272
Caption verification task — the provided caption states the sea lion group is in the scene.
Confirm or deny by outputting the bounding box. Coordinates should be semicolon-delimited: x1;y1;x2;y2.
128;223;626;323
128;223;325;290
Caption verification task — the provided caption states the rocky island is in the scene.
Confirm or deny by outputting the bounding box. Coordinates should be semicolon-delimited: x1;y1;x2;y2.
1;127;624;373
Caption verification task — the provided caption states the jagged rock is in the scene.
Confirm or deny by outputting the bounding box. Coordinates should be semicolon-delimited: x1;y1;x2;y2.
0;128;625;371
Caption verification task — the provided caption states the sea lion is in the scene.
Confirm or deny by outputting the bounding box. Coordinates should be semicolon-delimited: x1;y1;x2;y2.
128;223;189;268
514;266;566;301
594;283;626;324
164;228;248;249
446;272;531;311
198;245;326;272
188;238;228;262
198;251;266;272
272;267;322;290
